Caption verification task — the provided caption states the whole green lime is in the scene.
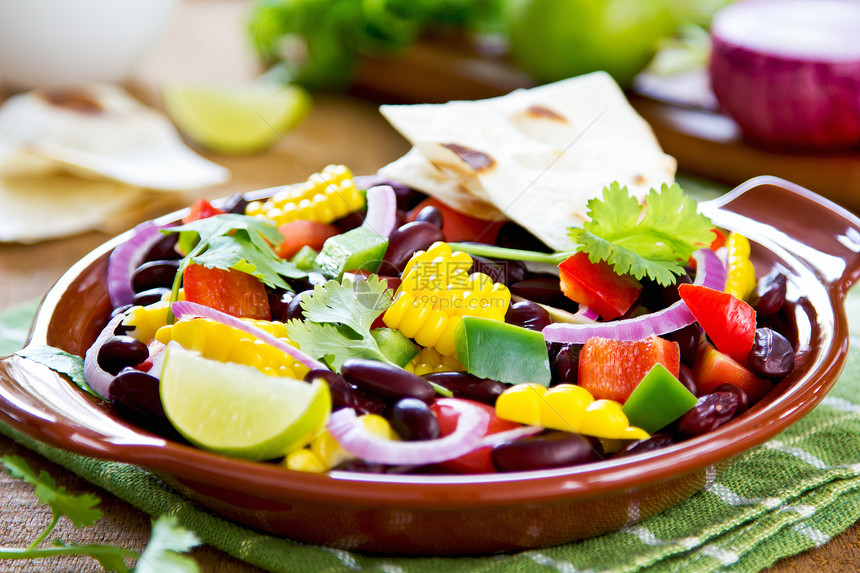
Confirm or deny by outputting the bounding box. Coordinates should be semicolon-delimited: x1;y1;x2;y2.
505;0;676;86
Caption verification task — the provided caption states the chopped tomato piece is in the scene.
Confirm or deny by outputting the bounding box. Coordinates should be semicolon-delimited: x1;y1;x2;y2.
183;198;225;223
406;198;504;243
678;283;756;365
578;335;680;403
692;341;772;403
709;228;728;252
431;399;520;474
276;220;339;259
558;252;642;320
183;263;270;320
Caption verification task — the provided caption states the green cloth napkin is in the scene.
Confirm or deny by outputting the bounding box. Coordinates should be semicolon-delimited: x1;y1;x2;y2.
1;296;859;573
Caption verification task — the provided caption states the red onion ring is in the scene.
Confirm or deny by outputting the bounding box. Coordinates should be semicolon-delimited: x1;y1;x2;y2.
542;249;726;344
361;185;397;238
326;398;490;465
107;221;166;308
171;301;326;371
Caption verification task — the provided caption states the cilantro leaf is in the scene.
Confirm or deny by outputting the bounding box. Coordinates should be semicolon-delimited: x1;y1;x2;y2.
569;182;715;286
3;455;101;528
134;516;200;573
15;345;97;398
285;276;394;370
300;276;393;336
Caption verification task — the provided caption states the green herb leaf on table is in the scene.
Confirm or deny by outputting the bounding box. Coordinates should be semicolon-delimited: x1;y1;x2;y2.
569;182;715;286
15;345;97;398
135;516;200;573
285;276;394;370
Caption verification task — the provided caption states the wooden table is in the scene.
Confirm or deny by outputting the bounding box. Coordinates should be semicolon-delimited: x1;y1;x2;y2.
0;1;856;570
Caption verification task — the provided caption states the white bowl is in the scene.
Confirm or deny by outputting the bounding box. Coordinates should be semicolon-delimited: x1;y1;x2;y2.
0;0;179;90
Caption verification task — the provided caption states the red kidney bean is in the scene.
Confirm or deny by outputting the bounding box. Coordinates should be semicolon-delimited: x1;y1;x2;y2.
495;221;552;253
305;368;385;416
286;290;312;321
712;383;749;414
131;259;180;293
677;364;697;396
414;205;443;228
220;192;249;214
341;358;436;403
510;276;565;306
676;392;739;438
664;322;701;367
505;300;551;331
268;290;295;322
380;221;445;275
422;371;505;404
752;271;787;318
334;210;366;232
470;255;527;286
97;335;150;375
613;433;675;458
387;398;440;441
132;287;170;307
747;327;795;379
491;431;602;472
142;233;180;263
551;343;581;385
108;368;165;420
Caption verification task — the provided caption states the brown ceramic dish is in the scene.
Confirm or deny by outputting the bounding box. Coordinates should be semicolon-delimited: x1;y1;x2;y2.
0;176;858;555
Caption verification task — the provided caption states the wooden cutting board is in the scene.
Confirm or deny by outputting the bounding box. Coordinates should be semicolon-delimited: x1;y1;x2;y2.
352;34;860;213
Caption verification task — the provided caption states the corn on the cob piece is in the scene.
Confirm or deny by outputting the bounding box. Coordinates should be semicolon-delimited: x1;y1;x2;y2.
724;232;756;300
155;317;308;378
383;242;510;356
245;164;365;225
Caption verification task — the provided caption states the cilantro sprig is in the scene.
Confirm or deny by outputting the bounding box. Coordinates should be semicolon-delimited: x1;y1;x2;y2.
1;455;199;572
451;181;715;286
285;275;394;371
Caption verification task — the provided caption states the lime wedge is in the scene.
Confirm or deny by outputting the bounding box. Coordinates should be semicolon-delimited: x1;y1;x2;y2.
159;343;330;460
161;82;311;155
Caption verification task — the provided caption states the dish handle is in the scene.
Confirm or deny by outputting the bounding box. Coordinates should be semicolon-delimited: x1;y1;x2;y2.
701;175;860;295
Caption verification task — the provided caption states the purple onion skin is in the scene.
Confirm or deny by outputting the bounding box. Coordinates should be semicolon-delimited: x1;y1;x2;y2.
709;0;860;148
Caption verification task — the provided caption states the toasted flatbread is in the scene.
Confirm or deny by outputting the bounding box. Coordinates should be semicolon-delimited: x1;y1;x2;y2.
379;72;677;250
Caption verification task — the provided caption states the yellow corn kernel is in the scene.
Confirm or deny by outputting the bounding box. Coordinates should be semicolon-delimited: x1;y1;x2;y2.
405;347;464;376
383;242;511;356
155;317;308;378
725;232;756;300
123;301;171;342
284;449;328;473
245;164;365;225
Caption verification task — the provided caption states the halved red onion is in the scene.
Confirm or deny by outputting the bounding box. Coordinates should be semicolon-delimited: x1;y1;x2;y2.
710;0;860;147
171;300;326;371
327;397;490;465
362;185;397;238
83;314;126;400
542;249;726;344
107;221;166;308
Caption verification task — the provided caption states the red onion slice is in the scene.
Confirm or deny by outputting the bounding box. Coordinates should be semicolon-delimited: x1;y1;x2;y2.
83;314;126;400
327;398;491;465
107;221;166;308
543;249;726;344
171;300;326;371
475;425;543;448
361;185;397;238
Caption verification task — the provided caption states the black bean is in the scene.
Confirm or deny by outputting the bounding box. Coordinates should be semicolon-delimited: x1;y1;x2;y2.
752;271;787;319
491;431;601;472
132;287;170;307
510;276;566;306
676;392;739;438
341;358;436;403
414;205;443;228
131;259;180;293
268;290;295;322
747;327;795;379
108;368;164;419
305;369;385;415
495;222;552;252
664;322;701;367
469;255;527;286
286;290;312;321
505;300;551;331
333;210;366;232
97;335;150;375
713;383;749;414
613;433;675;458
387;398;440;441
357;175;423;211
219;192;249;214
551;343;581;385
422;371;505;405
379;221;445;275
142;233;180;263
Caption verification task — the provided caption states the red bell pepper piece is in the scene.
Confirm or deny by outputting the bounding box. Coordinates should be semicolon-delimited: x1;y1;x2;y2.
678;283;756;365
692;341;773;404
183;197;225;224
558;252;642;320
406;198;504;244
276;220;339;259
183;263;271;320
